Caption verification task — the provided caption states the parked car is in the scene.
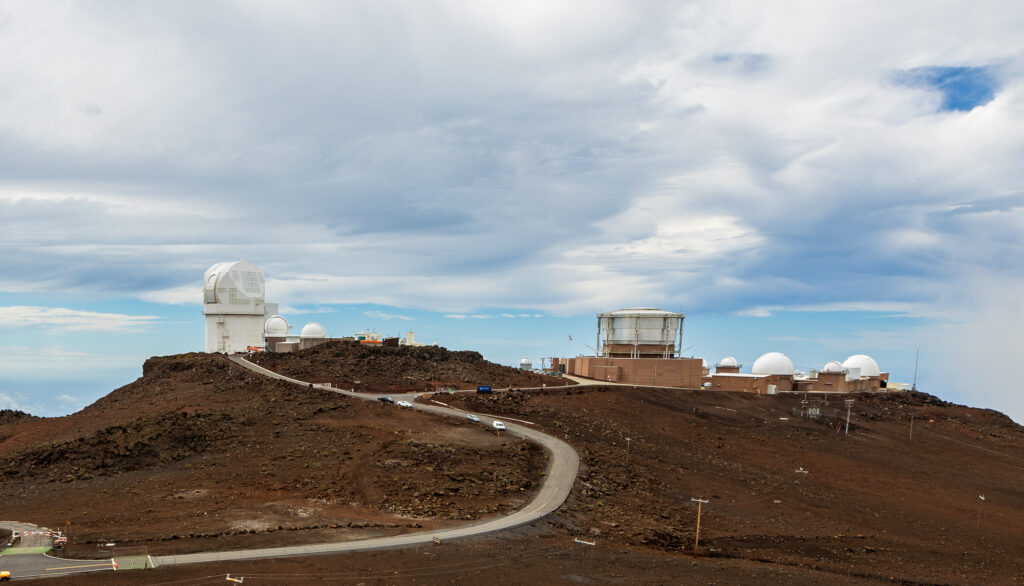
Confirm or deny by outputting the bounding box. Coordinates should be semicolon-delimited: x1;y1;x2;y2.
492;421;506;431
702;382;712;389
1;570;10;582
466;414;481;422
397;400;413;408
378;396;394;404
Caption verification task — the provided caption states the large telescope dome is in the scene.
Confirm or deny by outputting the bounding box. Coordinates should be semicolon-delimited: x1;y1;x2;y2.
842;355;880;378
204;261;266;304
300;322;327;338
751;352;794;376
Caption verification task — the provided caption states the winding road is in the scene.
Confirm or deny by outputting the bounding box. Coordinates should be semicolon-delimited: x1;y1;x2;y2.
153;356;579;567
4;356;579;578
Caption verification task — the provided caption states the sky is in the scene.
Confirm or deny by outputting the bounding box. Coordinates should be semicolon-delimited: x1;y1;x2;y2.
0;1;1022;423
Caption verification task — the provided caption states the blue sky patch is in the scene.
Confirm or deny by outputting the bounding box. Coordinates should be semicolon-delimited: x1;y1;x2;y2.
896;66;998;111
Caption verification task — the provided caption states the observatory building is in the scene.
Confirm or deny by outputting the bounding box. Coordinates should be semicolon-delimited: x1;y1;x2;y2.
555;306;893;393
558;308;703;387
203;261;334;354
203;261;278;353
596;308;685;358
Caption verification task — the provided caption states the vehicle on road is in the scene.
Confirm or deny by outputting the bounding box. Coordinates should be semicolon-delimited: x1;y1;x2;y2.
476;385;492;394
397;400;413;408
466;414;481;422
378;396;394;404
1;570;10;582
702;382;712;389
492;421;506;431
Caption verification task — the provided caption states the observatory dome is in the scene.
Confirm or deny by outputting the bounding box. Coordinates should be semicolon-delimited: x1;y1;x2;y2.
821;360;845;373
842;354;880;378
751;352;794;376
719;356;739;367
264;315;290;337
300;322;326;338
203;261;265;304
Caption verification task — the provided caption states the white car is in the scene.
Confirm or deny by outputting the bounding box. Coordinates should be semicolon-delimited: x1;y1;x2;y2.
397;400;413;408
466;414;481;422
492;421;506;431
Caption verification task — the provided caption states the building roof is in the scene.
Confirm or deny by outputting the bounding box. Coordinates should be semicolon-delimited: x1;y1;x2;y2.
597;307;685;318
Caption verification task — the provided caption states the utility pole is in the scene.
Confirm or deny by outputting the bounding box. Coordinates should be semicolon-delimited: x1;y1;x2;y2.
844;399;854;435
977;495;985;528
691;497;709;551
912;349;919;392
625;438;632;467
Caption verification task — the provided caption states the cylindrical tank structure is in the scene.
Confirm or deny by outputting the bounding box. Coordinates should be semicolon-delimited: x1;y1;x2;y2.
519;358;533;370
596;308;685;358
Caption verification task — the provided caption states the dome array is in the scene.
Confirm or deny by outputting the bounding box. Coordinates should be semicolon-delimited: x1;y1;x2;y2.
264;315;290;337
751;352;794;376
300;322;327;338
842;354;880;378
719;356;739;367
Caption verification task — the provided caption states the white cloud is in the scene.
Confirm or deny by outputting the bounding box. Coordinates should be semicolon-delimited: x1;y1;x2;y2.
0;306;161;332
501;313;516;318
735;301;933;319
279;306;336;315
363;310;413;321
0;2;1023;420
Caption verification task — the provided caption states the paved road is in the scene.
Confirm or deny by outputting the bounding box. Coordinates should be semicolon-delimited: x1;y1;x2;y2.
0;522;113;581
150;356;579;567
0;552;114;580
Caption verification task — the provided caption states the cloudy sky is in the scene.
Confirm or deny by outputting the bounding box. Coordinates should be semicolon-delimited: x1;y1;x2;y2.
1;1;1022;422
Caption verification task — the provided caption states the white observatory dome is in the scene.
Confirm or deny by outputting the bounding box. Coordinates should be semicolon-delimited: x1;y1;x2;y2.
751;352;794;376
821;360;845;373
300;322;327;338
842;354;880;378
264;315;290;337
203;261;265;305
719;356;739;367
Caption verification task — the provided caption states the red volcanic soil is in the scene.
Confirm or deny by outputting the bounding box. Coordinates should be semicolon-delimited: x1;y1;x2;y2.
6;347;1024;585
0;353;544;555
248;341;572;393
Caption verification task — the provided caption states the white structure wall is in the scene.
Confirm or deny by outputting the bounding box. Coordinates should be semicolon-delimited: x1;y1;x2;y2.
203;261;271;353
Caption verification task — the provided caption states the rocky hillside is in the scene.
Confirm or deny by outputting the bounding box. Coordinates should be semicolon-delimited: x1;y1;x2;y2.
444;387;1024;584
250;341;572;392
0;353;544;554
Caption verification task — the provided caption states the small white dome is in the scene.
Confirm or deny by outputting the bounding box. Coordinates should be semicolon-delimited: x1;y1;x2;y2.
520;358;532;365
822;360;845;373
300;322;326;338
719;356;738;367
842;354;880;378
751;352;794;376
264;315;290;337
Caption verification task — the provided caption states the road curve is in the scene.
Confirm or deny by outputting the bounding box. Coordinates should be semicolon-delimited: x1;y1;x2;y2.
152;356;579;567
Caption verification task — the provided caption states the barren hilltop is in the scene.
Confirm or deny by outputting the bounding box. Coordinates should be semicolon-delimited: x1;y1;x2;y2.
2;343;1023;584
